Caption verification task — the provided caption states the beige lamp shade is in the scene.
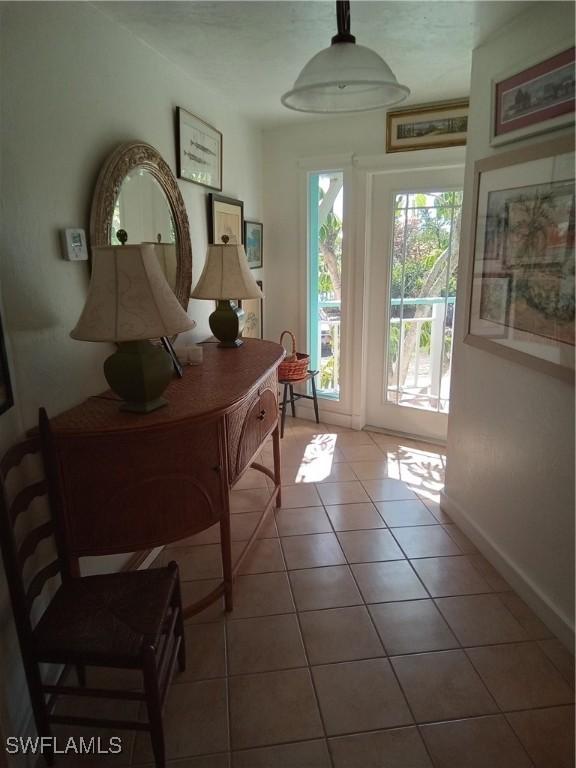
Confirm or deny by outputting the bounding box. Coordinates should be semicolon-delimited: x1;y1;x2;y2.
71;244;196;342
143;242;178;293
191;243;264;300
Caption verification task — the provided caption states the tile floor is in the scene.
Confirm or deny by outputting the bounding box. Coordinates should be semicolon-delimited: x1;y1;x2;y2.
62;418;575;767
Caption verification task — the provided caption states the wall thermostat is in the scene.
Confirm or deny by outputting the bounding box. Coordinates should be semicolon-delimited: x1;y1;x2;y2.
61;228;89;261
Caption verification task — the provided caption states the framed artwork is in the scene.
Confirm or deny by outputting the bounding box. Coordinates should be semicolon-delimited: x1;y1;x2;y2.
465;135;574;382
386;100;468;153
208;194;244;245
176;107;222;190
492;46;575;146
240;280;263;339
0;308;14;416
244;220;263;269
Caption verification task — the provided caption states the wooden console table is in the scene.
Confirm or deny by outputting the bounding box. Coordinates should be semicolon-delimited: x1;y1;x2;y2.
43;339;284;617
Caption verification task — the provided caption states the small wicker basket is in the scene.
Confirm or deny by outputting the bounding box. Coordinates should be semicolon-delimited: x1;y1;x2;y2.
278;331;310;381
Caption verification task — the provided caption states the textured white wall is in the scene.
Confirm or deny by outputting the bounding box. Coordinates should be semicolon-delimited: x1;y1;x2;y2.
445;2;575;644
0;1;263;745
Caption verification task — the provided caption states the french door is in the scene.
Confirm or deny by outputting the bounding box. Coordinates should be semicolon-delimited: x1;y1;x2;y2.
365;168;464;442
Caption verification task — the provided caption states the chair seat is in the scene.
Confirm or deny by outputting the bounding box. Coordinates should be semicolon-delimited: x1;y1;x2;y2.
33;565;178;667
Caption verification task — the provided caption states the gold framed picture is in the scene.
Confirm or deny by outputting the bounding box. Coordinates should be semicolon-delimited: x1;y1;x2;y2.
208;194;244;245
386;100;469;153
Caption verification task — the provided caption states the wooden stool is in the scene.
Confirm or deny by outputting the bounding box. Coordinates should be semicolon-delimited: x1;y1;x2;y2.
279;370;320;437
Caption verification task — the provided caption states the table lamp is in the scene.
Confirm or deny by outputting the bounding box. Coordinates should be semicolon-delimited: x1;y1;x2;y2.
71;244;195;413
191;236;264;347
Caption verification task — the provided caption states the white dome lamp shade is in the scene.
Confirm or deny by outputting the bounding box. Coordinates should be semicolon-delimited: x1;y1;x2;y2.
281;0;410;114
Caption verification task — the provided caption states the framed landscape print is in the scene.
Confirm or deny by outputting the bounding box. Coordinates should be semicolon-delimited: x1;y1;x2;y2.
465;135;574;382
208;194;244;245
176;107;222;190
0;309;14;415
244;220;263;269
240;280;263;339
386;100;468;153
492;46;575;146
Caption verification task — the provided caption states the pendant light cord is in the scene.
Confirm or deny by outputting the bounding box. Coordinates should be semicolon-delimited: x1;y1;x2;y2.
332;0;356;44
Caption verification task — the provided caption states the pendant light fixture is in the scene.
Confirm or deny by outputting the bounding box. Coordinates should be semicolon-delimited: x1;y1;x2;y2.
281;0;410;114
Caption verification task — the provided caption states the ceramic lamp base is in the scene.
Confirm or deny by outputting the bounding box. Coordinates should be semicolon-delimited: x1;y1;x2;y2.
103;340;173;413
209;300;246;348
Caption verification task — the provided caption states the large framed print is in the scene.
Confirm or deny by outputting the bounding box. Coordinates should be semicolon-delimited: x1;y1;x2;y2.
386;100;468;153
492;46;575;146
176;107;222;190
208;194;244;245
465;135;574;382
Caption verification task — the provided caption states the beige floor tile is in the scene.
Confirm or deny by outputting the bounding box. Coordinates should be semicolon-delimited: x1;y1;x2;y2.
329;727;433;768
361;478;417;502
312;658;413;736
282;460;357;484
467;642;574;710
289;565;363;611
316;481;371;506
275;506;332;536
420;498;451;523
325;502;385;531
411;556;493;597
441;523;478;553
299;606;384;664
333;431;377;446
181;580;226;624
230;572;295;618
420;715;532;768
163;755;230;768
280;483;323;508
352;561;428;603
170;524;221;547
167;545;223;581
348;460;390;480
281;532;346;569
497;591;553;640
339;444;385;463
392;650;498;722
506;705;575;768
229;668;323;749
227;613;306;674
232;740;331;768
133;680;228;762
230;489;271;514
391;525;462;558
376;500;437;527
463;553;510;591
230;511;278;541
337;529;404;563
176;623;226;682
538;638;575;687
233;468;269;490
369;599;458;655
233;538;285;575
435;594;528;646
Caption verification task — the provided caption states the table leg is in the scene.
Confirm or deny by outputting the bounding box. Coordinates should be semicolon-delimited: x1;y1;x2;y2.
272;423;282;508
311;373;320;424
281;383;289;438
289;385;296;417
220;514;233;611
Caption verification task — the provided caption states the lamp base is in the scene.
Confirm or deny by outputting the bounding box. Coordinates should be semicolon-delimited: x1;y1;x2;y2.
209;300;246;348
104;340;173;413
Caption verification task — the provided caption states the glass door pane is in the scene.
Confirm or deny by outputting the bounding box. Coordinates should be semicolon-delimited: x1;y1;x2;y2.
386;190;462;413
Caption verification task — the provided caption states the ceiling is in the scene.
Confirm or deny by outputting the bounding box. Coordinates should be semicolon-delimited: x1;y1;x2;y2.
95;1;534;128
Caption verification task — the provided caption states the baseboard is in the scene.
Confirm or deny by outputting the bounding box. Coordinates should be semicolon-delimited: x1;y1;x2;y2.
440;490;575;650
293;403;354;429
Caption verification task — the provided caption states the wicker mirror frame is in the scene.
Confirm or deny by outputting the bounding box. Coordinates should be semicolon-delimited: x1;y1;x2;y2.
90;141;192;310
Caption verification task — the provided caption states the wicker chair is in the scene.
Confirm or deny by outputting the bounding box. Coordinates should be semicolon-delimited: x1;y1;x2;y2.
0;430;186;767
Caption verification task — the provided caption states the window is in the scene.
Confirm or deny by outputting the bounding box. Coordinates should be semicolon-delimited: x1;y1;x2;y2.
308;171;343;399
386;190;462;413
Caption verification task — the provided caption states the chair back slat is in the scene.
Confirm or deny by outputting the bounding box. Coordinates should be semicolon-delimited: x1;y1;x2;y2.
0;438;40;481
9;481;47;525
18;520;55;570
26;560;61;610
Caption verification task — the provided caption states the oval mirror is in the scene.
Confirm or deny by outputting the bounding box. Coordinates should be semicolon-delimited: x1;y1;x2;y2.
90;142;192;310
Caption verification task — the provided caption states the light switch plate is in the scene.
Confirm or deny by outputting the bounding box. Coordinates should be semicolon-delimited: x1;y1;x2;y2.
61;228;88;261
